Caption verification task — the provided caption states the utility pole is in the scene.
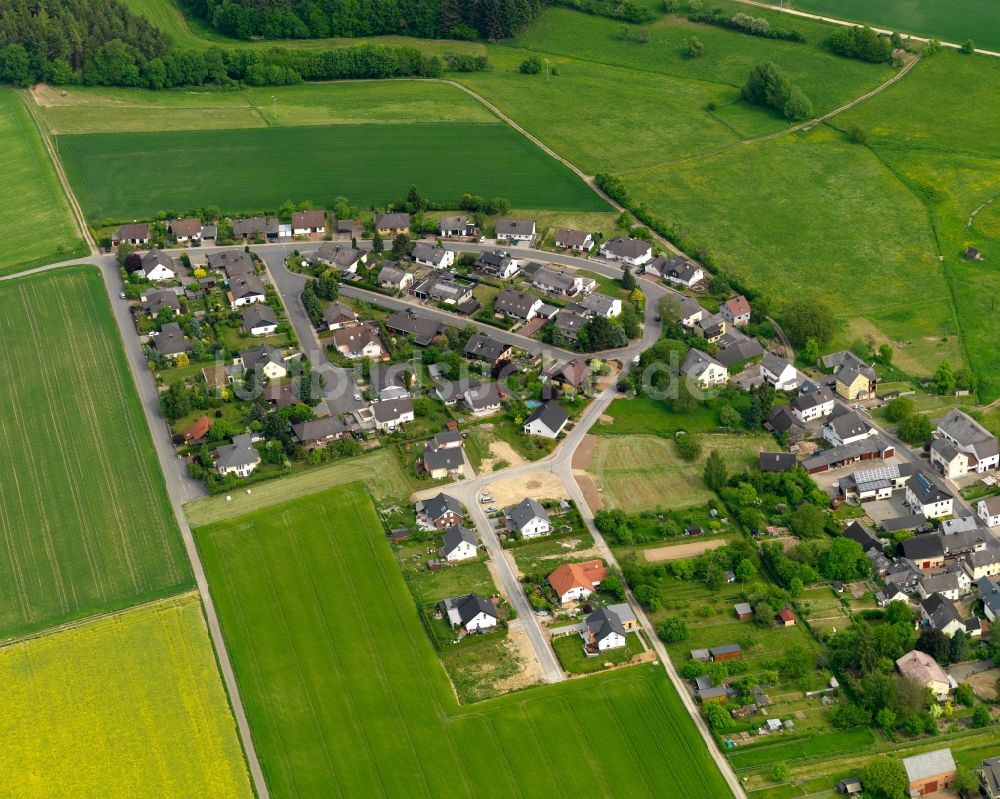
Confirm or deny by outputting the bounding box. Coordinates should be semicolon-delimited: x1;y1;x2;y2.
545;58;550;82
272;96;277;122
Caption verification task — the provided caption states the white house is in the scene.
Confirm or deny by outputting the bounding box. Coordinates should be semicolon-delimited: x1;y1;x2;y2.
440;593;498;632
495;217;535;243
494;288;543;321
440;526;478;562
228;274;266;309
720;295;751;327
935;408;1000;473
523;401;569;439
140;250;176;282
580;608;627;653
578;292;622;319
822;411;874;447
474;251;520;280
790;387;835;423
242;304;278;336
760;353;798;391
331;325;385;360
412;243;454;270
600;236;652;267
680;348;727;389
505;498;551;539
213;433;260;478
554;228;593;252
978;496;1000;528
979;576;1000;622
371;398;414;431
291;210;326;236
323;301;358;331
548;560;606;604
930;438;970;479
646;256;704;287
905;472;954;519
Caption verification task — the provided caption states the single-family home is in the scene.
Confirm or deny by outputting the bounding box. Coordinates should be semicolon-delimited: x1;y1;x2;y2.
439;593;497;632
413;272;473;305
695;313;726;343
495;217;535;243
417;492;464;529
152;322;191;358
917;570;964;601
790;386;835;423
930;438;970;479
600;236;653;267
822;410;874;447
291;210;326;236
714;331;764;369
670;296;704;329
876;585;910;607
464;334;512;365
920;593;966;636
720;295;751;327
237;345;287;380
213;433;260;478
474;250;519;280
967;547;1000;580
228;274;266;309
313;243;367;275
523;401;569;439
168;218;202;243
242;304;278;336
412;242;454;270
578;292;622;319
439;215;476;237
140;250;176;282
385;309;443;346
323;301;358;331
421;442;465;479
979;576;1000;622
231;217;269;241
182;416;212;444
552;309;589;341
548;560;607;604
822;351;878;401
680;348;728;389
371;397;414;431
440;526;478;562
330;324;385;360
978;496;1000;528
896;650;950;700
580;607;628;653
494;288;542;321
378;264;413;292
760;353;798;391
210;249;255;280
935;408;1000;473
977;757;1000;799
143;289;181;319
532;265;591;296
648;256;704;287
292;416;347;450
758;452;797;473
905;473;954;520
901;748;955;797
554;228;593;252
504;498;551;539
375;212;410;237
114;222;149;246
549;357;591;393
463;382;504;416
369;364;412;401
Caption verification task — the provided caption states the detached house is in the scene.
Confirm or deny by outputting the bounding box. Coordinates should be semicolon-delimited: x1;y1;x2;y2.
375;212;410;237
213;433;260;478
292;416;348;450
440;526;478;562
581;608;627;653
532;265;592;297
905;473;954;519
313;244;366;275
920;593;966;636
790;386;835;423
464;334;512;365
143;289;180;319
966;547;1000;580
648;256;703;287
152;322;191;358
523;401;569;439
463;382;504;416
421;442;465;479
439;215;476;237
417;492;464;529
114;222;149;246
140;250;176;281
168;218;202;243
505;498;551;539
474;250;519;280
242;304;278;336
681;349;728;389
760;353;798;391
377;264;413;292
439;594;497;633
548;560;606;604
554;228;593;252
720;295;751;327
238;345;287;380
494;288;542;321
291;210;326;236
495;217;535;243
412;242;454;270
978;495;1000;528
210;249;254;280
372;397;414;431
896;650;950;700
978;576;1000;622
578;292;621;319
930;438;970;479
600;236;652;267
231;217;269;241
822;410;874;447
822;351;878;401
323;301;358;331
228;274;266;309
331;324;385;360
385;309;443;345
935;408;1000;473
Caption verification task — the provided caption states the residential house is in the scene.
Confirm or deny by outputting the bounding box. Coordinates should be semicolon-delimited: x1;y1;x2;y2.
550;358;591;393
930;438;971;479
375;212;410;237
412;242;454;270
385;309;443;345
143;289;181;319
876;585;910;606
435;379;478;407
844;520;883;553
977;757;1000;799
822;410;875;447
371;397;414;431
140;250;175;282
440;526;478;562
822;351;878;401
979;496;1000;527
758;452;797;473
494;288;542;321
695;313;726;343
979;576;1000;622
238;345;287;380
323;301;358;331
495;217;535;243
554;228;593;252
474;250;519;280
578;292;621;319
291;210;326;236
209;250;254;280
649;256;704;287
505;498;551;539
720;295;751;327
114;222;149;246
292;416;347;450
228;274;266;309
553;309;589;341
422;442;465;479
523;401;569;439
901;748;955;797
152;322;191;358
600;236;652;267
765;406;806;443
902;534;945;570
369;364;412;401
263;382;298;410
213;433;260;478
548;560;607;604
414;272;473;305
935;408;1000;473
839;462;915;503
463;382;504;416
313;243;366;275
168;218;202;243
464;334;512;365
917;571;964;601
905;473;954;519
580;607;628;653
790;386;835;423
760;354;798;391
242;304;278;336
920;593;966;636
440;593;497;632
680;349;728;389
231;217;268;241
532;265;591;296
182;416;212;444
896;650;950;700
714;331;764;369
417;493;464;529
966;547;1000;580
439;215;476;237
378;264;413;292
331;324;385;360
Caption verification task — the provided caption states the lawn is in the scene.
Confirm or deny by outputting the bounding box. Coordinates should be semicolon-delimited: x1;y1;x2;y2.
59;122;608;221
0;267;191;639
195;482;732;797
552;631;641;674
0;90;86;276
0;594;251;797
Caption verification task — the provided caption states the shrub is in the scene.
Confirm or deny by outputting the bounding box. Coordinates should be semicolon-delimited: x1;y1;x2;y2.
658;617;689;643
519;56;542;74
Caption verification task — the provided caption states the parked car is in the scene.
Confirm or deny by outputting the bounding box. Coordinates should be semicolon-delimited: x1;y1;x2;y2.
486;506;498;513
480;495;494;503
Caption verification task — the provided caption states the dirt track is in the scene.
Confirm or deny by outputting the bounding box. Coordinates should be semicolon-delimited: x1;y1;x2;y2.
643;539;727;562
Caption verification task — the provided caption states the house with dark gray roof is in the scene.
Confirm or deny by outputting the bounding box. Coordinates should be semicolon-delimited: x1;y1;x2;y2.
439;593;497;631
822;410;874;447
681;348;727;388
646;256;703;287
494;288;542;321
242;304;278;336
323;301;358;331
292;416;347;449
600;236;653;267
790;386;835;423
495;217;535;242
715;332;764;368
764;406;806;443
421;442;465;479
577;292;621;319
464;334;512;365
209;249;255;279
228;274;266;309
760;353;798;390
936;408;1000;472
313;243;366;275
114;222;149;245
523;401;569;439
920;593;965;636
416;492;464;529
904;472;954;520
385;309;443;345
440;526;478;561
231;217;269;240
412;242;453;270
976;755;1000;799
152;322;191;357
758;452;797;473
474;250;519;279
238;344;287;379
378;264;412;291
140;249;175;281
553;308;589;340
143;289;181;319
463;382;504;415
581;607;627;653
439;215;476;237
554;228;593;252
504;498;551;539
375;212;410;235
213;433;260;477
371;397;414;431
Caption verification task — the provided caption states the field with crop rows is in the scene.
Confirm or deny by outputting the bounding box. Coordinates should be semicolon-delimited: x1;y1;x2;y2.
196;482;730;797
0;267;190;638
0;594;251;797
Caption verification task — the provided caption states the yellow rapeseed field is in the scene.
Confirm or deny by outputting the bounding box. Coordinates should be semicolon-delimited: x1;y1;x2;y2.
0;594;252;798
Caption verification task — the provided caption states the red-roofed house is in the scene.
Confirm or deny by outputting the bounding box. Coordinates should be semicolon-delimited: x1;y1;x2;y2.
182;415;213;443
720;295;751;327
547;560;607;604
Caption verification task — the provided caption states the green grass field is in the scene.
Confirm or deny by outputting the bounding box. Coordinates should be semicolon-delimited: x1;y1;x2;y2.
196;482;732;797
0;594;251;797
0;90;86;276
59;121;607;221
0;267;191;638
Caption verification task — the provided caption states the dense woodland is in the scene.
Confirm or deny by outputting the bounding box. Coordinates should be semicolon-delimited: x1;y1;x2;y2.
180;0;544;41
